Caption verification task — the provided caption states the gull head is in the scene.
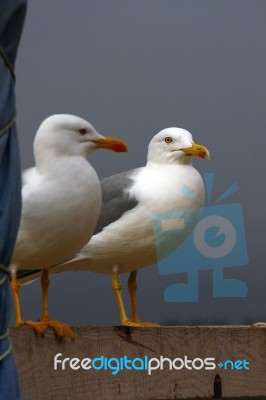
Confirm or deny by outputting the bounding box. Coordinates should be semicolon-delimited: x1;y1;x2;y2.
34;114;128;160
147;127;210;165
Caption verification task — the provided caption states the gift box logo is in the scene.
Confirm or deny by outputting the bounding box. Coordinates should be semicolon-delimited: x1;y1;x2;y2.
153;173;248;302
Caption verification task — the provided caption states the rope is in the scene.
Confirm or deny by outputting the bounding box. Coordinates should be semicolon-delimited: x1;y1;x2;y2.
0;112;17;137
0;265;12;361
0;330;12;362
0;264;11;278
0;46;16;81
0;273;7;285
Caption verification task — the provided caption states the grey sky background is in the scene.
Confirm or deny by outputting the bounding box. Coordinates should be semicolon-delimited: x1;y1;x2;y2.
12;0;266;326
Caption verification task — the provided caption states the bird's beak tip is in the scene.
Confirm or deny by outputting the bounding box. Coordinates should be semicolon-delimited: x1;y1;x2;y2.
94;137;128;153
112;141;128;153
182;143;210;160
201;149;210;160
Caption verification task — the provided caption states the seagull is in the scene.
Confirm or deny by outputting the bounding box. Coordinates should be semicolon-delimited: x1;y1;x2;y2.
17;127;209;327
11;114;128;339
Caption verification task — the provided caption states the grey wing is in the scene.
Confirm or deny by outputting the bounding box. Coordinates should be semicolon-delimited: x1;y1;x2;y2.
94;168;140;234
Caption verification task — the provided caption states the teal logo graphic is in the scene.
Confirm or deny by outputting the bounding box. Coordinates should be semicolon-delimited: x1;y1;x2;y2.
153;173;248;302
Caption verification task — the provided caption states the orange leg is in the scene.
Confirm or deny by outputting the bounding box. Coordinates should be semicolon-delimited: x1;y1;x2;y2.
112;267;159;327
112;267;130;325
128;270;139;323
127;270;159;327
25;268;74;340
40;267;49;321
10;273;24;326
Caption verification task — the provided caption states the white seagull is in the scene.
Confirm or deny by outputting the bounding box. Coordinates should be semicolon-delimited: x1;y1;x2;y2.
18;127;209;327
11;114;128;338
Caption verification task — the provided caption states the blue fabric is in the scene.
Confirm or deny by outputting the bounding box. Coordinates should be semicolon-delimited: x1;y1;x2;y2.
0;1;27;399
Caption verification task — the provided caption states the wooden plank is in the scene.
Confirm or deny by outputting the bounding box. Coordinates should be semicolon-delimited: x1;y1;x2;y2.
9;326;266;399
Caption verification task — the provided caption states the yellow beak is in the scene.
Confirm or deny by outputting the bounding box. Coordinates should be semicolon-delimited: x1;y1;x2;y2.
93;136;128;153
181;142;210;160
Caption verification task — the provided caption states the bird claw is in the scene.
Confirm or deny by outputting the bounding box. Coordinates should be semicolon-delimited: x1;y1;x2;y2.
135;322;160;327
122;319;160;327
25;320;74;340
25;320;49;334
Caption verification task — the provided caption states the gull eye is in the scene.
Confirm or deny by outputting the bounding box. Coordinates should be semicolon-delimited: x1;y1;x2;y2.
165;137;172;144
78;128;87;135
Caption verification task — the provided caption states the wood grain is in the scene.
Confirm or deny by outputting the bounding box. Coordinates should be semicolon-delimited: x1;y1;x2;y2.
9;326;266;399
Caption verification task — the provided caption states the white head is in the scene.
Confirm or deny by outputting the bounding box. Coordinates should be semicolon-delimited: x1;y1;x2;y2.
34;114;127;166
147;127;210;165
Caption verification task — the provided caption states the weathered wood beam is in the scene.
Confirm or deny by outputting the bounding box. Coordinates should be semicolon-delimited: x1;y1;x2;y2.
10;326;266;399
